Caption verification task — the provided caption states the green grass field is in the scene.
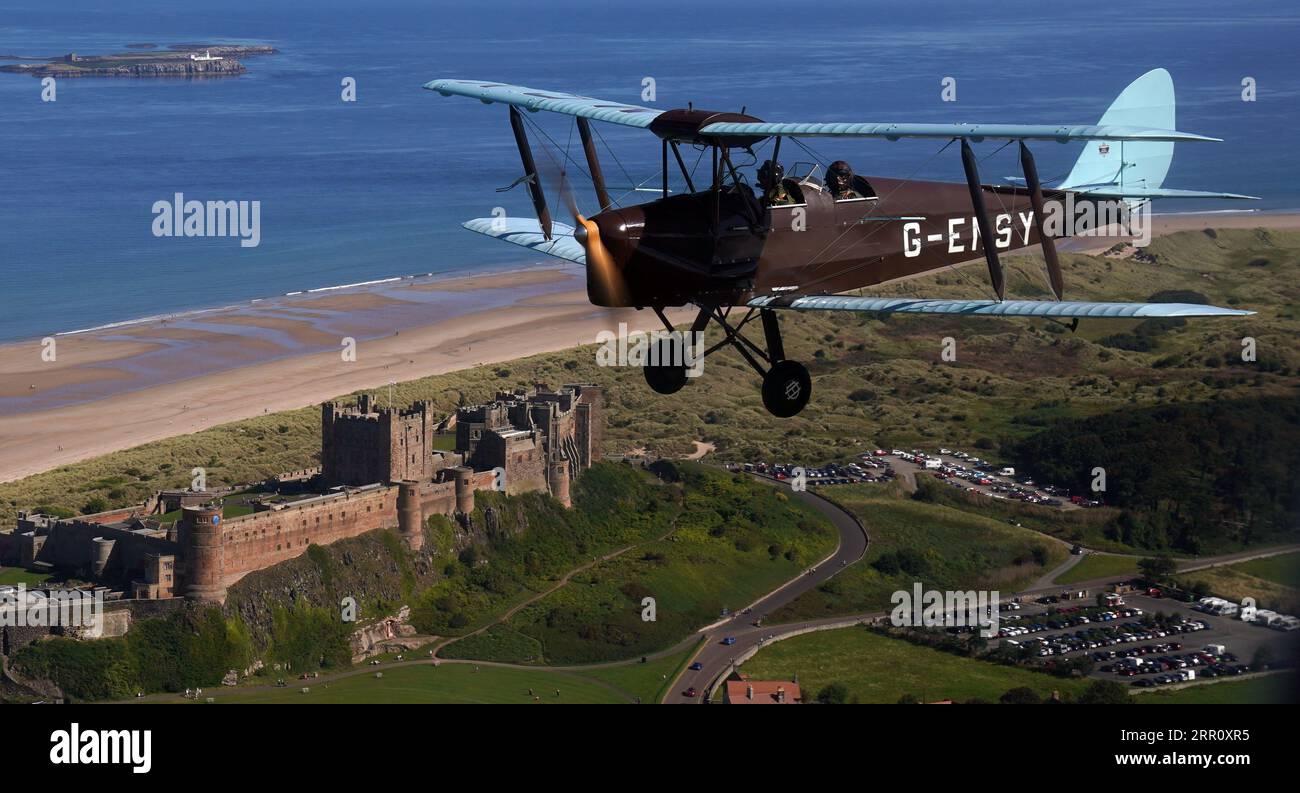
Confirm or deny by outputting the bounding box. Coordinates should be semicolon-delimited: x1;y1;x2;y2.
0;566;51;586
1135;673;1299;704
770;484;1066;623
1054;553;1140;585
577;640;702;703
1231;552;1300;589
739;626;1088;703
211;663;628;704
209;645;701;704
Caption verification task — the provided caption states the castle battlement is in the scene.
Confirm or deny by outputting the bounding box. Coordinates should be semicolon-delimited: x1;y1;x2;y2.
1;385;604;605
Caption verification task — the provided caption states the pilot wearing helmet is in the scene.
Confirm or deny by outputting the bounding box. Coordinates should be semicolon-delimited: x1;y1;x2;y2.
757;160;795;206
827;160;862;200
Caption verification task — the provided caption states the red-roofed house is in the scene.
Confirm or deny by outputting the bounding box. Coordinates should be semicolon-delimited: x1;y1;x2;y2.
724;674;801;704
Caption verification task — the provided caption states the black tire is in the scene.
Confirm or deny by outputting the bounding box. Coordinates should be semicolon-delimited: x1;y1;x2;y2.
761;360;811;417
643;338;689;395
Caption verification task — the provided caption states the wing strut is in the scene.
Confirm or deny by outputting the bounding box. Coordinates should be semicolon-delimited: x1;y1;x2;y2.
576;117;612;212
1019;141;1064;300
508;106;553;241
959;139;1005;300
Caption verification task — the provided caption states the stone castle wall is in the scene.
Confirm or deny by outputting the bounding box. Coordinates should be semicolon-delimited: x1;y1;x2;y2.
212;485;399;591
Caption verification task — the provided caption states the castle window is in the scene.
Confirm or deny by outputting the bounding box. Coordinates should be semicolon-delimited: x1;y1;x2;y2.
276;545;281;551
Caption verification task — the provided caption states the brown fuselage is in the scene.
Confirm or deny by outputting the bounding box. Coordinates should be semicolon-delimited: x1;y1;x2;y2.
585;176;1074;308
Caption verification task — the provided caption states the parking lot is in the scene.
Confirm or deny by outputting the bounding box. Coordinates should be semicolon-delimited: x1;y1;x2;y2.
729;447;1095;510
729;456;896;486
994;594;1298;688
888;448;1095;509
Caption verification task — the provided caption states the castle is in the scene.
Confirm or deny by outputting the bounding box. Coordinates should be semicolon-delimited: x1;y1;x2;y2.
0;384;602;605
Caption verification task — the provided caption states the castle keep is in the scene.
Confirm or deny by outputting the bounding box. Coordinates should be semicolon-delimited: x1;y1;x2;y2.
0;384;602;605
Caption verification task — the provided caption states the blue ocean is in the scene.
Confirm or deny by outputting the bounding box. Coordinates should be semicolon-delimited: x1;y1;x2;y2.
1;0;1297;342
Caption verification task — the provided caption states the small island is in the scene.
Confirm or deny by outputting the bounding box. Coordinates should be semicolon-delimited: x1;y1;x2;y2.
0;43;278;78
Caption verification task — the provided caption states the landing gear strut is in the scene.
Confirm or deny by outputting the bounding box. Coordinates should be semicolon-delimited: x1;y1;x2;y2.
757;309;810;417
646;304;811;417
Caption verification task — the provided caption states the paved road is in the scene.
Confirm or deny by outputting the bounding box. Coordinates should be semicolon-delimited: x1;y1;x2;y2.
663;483;869;704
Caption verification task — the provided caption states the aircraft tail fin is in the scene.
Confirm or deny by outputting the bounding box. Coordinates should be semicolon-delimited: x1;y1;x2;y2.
1060;68;1176;195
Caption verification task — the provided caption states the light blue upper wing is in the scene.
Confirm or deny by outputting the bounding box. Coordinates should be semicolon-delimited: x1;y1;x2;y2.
697;121;1219;143
748;295;1253;318
424;79;662;128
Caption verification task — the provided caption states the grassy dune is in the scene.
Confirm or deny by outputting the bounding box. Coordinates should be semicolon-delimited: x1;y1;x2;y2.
3;228;1297;547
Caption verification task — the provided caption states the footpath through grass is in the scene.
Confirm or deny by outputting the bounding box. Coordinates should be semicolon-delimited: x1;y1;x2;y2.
209;664;627;704
444;464;838;664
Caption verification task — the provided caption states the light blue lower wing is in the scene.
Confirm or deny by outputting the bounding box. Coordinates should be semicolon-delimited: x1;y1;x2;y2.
463;217;586;266
748;295;1253;318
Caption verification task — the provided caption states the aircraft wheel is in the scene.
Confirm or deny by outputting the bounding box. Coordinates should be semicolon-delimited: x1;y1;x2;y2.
761;360;811;418
643;338;689;395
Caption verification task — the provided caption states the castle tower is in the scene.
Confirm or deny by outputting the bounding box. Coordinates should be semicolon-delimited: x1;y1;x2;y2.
452;466;475;514
90;537;115;579
548;459;571;508
396;481;424;551
181;504;226;603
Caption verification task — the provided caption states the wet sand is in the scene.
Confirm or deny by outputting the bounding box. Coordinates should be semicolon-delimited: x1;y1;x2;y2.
0;211;1293;483
0;265;687;482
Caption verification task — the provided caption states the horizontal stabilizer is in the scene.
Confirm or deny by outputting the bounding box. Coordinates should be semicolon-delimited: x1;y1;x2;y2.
462;217;586;265
748;295;1254;318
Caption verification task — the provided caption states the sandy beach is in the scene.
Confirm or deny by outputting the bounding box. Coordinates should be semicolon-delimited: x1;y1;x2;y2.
0;209;1293;484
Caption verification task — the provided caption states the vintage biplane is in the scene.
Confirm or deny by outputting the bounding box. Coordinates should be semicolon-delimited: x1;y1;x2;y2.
424;69;1256;417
